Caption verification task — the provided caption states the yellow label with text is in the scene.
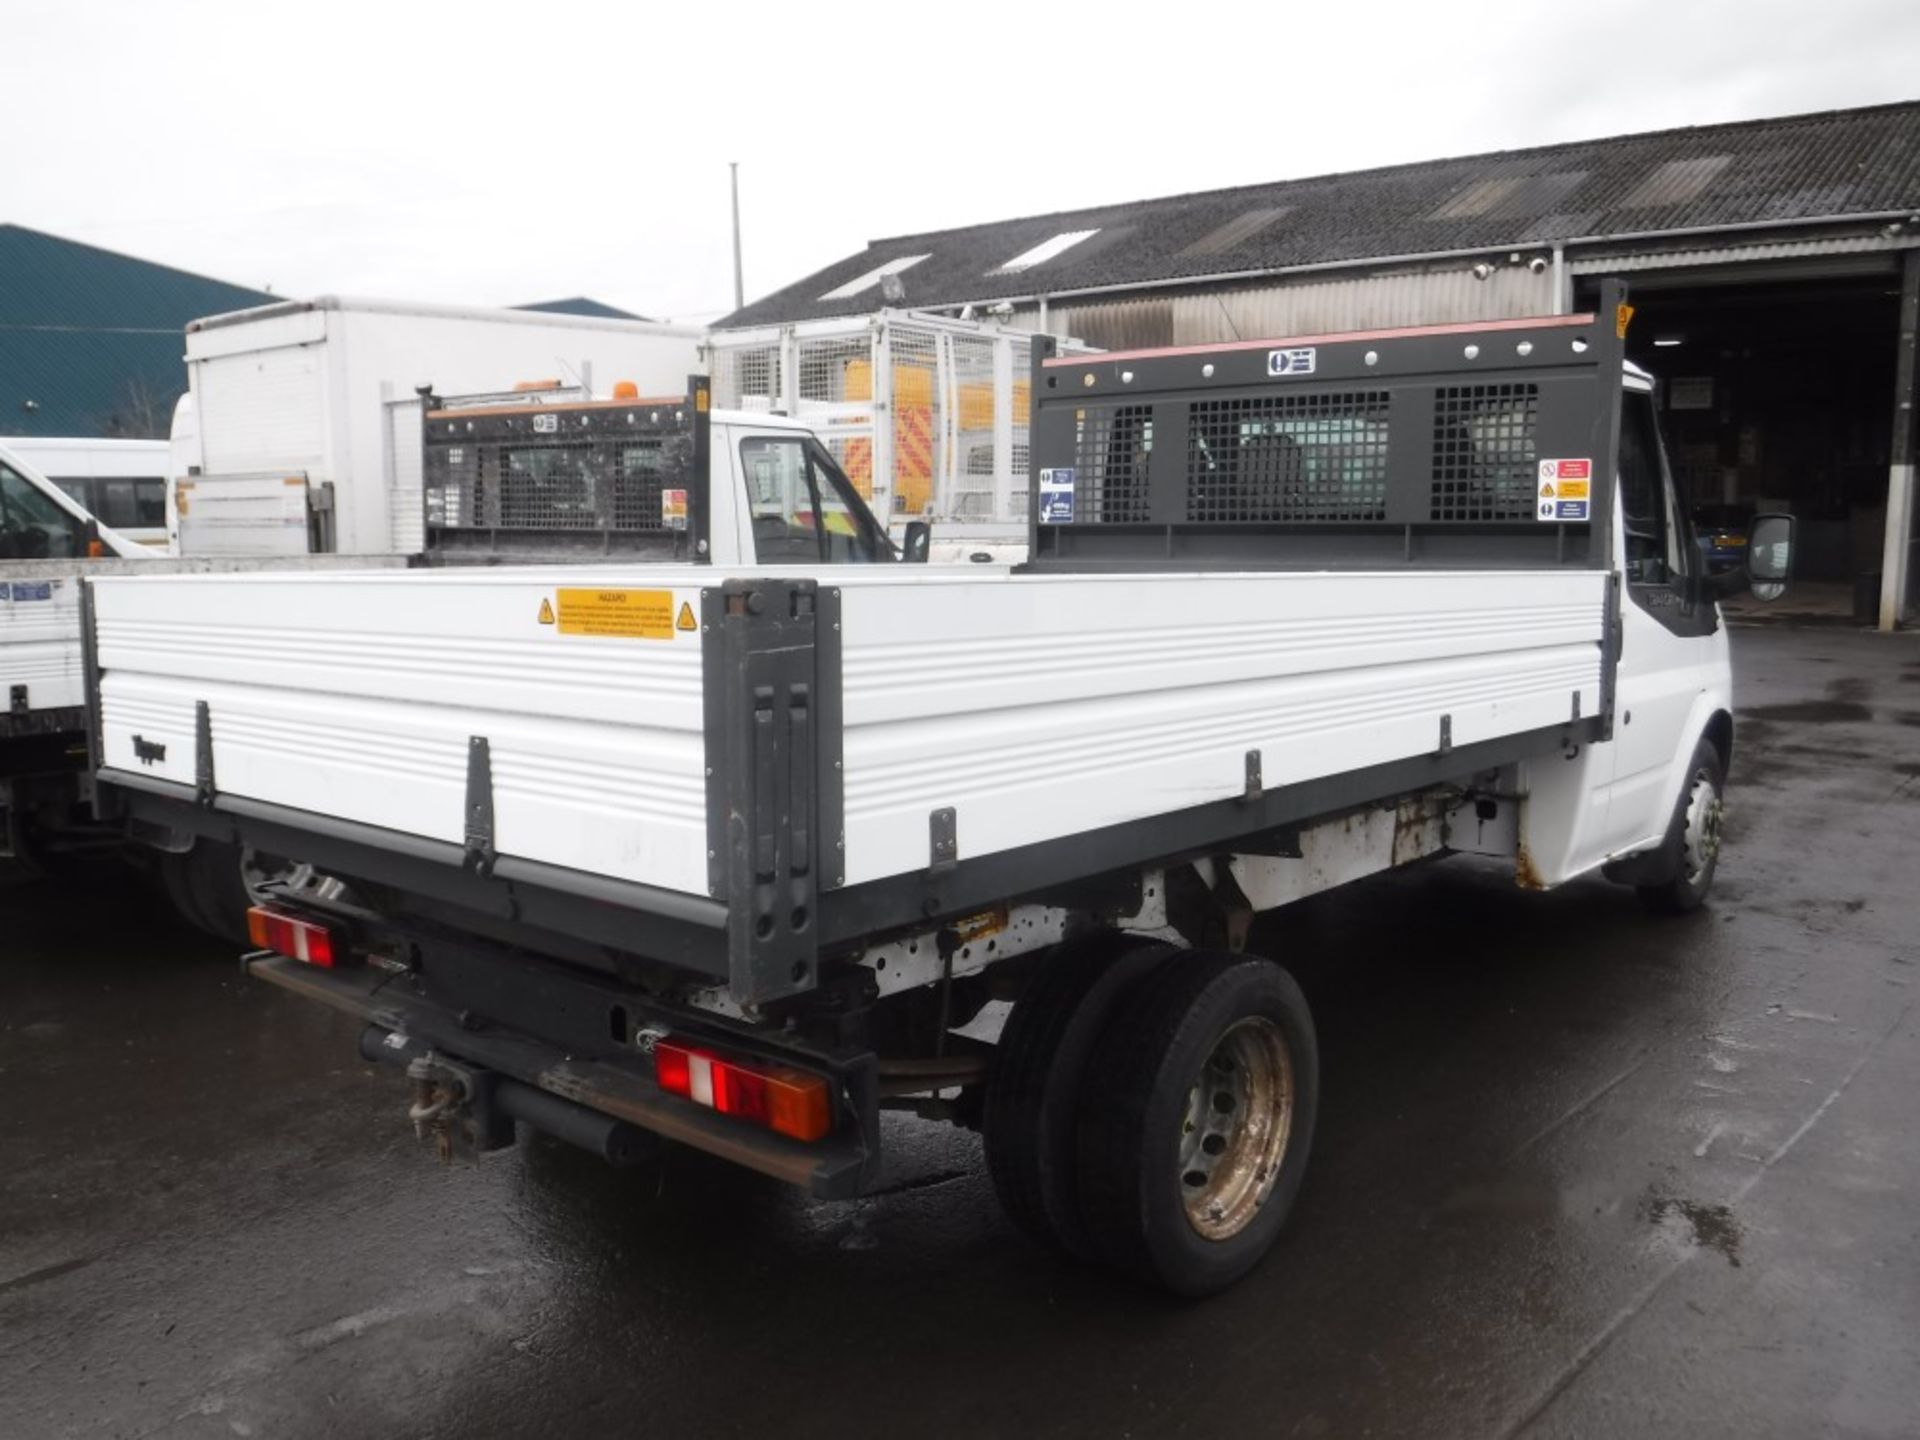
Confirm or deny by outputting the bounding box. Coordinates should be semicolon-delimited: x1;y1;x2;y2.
556;588;675;639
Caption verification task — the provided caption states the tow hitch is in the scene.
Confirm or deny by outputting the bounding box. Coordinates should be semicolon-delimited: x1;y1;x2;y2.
362;1026;658;1168
406;1052;474;1163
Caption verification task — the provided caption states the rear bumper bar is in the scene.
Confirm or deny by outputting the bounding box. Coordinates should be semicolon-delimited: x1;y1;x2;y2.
250;955;876;1199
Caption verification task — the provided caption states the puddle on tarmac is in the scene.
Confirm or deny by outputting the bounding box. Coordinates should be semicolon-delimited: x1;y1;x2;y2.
1743;701;1873;724
1642;1190;1743;1267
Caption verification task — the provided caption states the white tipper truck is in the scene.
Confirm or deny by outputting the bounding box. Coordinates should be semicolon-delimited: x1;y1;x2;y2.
81;288;1795;1295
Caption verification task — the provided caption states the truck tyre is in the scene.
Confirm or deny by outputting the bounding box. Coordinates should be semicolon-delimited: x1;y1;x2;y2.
1075;952;1318;1297
157;848;218;936
1636;738;1726;916
984;934;1174;1257
160;839;253;945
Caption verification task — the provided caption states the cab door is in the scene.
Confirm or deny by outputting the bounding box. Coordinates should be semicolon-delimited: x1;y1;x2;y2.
737;434;893;564
1600;383;1718;855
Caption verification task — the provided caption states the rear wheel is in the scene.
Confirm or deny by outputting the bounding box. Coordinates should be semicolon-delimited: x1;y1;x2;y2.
1075;952;1318;1297
158;839;253;944
984;934;1172;1257
156;847;216;935
1637;739;1726;915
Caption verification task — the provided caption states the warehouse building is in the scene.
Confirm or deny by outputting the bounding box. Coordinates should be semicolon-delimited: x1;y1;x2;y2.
721;102;1920;625
1;226;646;443
0;225;274;440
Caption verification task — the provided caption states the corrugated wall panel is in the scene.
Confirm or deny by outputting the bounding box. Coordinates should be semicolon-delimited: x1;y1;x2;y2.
1170;267;1557;344
1046;297;1175;351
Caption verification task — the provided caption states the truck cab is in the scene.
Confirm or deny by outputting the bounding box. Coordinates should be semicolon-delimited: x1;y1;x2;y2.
419;385;922;567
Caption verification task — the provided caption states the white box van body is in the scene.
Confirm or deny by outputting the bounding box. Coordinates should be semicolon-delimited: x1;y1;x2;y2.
169;297;704;557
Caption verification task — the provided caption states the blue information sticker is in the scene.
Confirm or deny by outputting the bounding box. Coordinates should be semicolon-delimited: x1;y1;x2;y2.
1038;467;1076;525
8;581;53;602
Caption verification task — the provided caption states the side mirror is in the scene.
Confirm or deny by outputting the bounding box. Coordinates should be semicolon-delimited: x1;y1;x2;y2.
1744;513;1794;601
901;520;932;564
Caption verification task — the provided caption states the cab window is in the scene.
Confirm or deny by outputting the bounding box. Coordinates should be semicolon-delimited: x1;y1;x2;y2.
739;436;887;563
1618;393;1686;589
0;462;86;559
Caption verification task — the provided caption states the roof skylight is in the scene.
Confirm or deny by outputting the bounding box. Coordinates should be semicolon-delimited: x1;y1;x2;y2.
1178;207;1292;258
996;229;1100;272
818;254;930;302
1618;156;1731;209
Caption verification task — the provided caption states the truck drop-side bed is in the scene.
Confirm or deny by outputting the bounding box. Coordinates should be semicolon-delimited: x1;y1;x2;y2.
91;561;1609;1014
87;309;1627;1008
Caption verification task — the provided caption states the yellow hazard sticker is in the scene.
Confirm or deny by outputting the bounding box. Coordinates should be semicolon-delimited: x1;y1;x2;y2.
675;600;697;632
537;597;555;625
556;588;676;639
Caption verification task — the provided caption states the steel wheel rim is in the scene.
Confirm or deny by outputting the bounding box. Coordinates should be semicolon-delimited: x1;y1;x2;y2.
1177;1015;1295;1241
1679;767;1724;885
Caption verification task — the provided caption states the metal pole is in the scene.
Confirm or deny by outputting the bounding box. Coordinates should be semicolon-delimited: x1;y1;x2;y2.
992;335;1015;524
1881;249;1919;632
730;162;745;312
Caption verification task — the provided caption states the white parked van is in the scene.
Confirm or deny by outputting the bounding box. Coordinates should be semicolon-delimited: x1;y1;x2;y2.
3;437;169;548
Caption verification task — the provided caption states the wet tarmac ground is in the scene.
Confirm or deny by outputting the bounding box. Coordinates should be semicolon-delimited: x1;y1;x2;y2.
3;622;1918;1439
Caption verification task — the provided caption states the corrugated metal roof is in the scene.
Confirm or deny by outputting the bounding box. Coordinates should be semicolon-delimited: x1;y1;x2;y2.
723;100;1920;328
0;225;272;438
1178;207;1293;258
1616;156;1732;209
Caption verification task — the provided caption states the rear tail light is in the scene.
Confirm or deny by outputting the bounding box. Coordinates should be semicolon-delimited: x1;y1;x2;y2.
654;1039;833;1142
246;905;340;967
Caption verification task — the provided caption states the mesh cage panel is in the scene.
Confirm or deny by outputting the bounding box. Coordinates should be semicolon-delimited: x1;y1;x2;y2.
427;413;688;541
1074;405;1153;522
711;344;781;412
710;319;1045;523
887;327;940;517
1186;392;1390;523
499;443;597;530
794;335;880;501
612;439;667;530
796;337;871;407
1430;384;1540;522
946;333;999;521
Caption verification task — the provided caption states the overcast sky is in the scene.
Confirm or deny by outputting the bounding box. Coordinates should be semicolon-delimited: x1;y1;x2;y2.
6;0;1918;324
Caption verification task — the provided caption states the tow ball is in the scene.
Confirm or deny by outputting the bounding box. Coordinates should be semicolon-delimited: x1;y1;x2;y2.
402;1051;506;1163
406;1052;465;1162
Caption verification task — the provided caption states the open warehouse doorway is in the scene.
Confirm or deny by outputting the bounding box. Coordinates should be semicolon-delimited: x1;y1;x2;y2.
1580;254;1917;620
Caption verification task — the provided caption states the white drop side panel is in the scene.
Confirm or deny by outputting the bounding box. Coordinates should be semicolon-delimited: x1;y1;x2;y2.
93;569;713;894
0;576;82;714
831;570;1607;885
93;565;1606;901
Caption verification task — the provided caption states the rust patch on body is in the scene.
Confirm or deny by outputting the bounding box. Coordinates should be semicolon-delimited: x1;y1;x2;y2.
1514;843;1548;891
